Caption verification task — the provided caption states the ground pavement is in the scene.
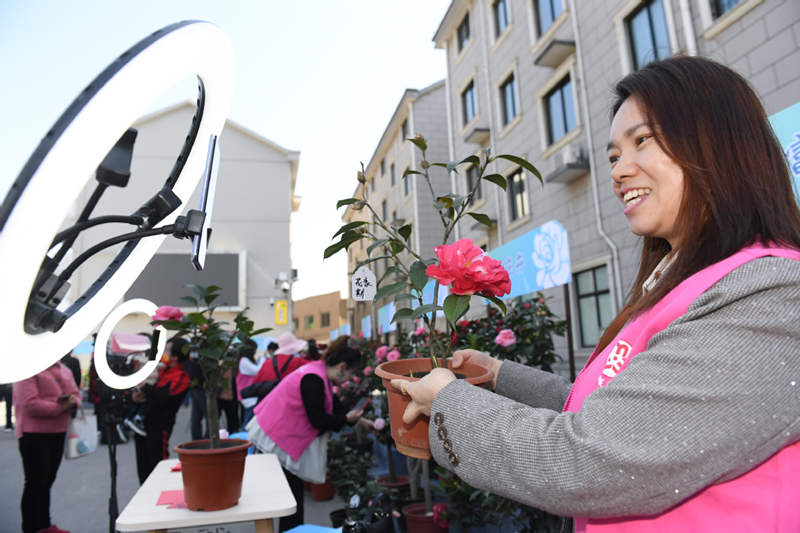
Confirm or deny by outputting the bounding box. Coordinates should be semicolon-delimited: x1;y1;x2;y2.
0;398;344;533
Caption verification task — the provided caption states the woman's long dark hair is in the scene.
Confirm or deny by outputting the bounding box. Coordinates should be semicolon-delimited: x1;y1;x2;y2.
323;336;361;369
598;56;800;351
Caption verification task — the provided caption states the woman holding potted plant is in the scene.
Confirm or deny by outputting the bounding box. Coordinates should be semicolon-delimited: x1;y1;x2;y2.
246;336;374;532
394;56;800;532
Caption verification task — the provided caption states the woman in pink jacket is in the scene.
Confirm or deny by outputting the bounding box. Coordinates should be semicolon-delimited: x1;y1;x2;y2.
14;360;81;533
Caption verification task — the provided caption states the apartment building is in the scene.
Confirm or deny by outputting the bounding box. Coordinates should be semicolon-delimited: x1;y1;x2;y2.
432;0;800;367
343;81;451;339
292;291;347;344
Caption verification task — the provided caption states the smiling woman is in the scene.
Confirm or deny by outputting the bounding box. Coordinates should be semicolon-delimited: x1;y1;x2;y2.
396;56;800;533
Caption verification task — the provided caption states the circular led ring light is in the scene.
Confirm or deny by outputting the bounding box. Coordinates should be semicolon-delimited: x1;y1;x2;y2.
0;21;234;383
94;299;167;390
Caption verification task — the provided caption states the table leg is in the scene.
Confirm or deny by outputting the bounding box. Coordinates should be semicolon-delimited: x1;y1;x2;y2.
147;530;167;533
254;518;274;533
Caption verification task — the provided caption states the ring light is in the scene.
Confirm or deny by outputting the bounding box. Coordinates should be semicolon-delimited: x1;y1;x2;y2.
0;21;235;383
94;299;167;390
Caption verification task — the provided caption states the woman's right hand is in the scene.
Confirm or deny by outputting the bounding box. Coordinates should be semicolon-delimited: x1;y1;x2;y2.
452;349;502;390
345;408;363;424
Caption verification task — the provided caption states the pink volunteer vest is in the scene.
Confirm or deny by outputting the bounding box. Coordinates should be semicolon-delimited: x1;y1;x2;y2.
254;360;333;461
563;245;800;533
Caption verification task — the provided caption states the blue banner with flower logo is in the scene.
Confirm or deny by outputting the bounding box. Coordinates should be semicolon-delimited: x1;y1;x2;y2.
487;220;571;298
769;101;800;205
361;315;371;338
377;301;397;335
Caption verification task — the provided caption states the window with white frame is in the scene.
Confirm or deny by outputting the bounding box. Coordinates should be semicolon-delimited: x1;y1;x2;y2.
403;167;411;197
381;199;387;221
575;264;613;347
507;168;529;221
500;74;518;126
545;74;576;144
627;0;670;70
401;119;409;140
321;312;330;328
712;0;742;18
461;81;477;126
380;159;385;177
390;163;395;187
493;0;510;37
466;164;483;204
534;0;564;35
305;315;314;330
457;13;470;52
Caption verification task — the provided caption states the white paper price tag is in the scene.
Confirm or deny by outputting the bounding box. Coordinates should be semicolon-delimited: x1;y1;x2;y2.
352;266;377;301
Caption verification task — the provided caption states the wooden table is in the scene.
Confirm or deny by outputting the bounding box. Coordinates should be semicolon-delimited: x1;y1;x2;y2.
116;454;296;533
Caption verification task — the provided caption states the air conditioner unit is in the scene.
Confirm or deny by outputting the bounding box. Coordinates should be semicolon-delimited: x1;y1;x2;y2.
546;144;589;183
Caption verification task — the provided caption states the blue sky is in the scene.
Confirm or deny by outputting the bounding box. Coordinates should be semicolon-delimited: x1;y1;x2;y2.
0;0;451;300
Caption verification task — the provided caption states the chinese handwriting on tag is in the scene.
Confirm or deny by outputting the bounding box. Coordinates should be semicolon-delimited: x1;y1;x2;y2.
352;266;377;301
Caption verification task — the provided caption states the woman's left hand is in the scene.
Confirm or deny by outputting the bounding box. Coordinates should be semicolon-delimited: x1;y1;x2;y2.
390;368;456;424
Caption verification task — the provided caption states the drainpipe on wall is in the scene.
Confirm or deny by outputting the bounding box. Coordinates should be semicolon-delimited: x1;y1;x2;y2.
678;0;698;55
409;101;422;254
478;0;503;246
568;0;624;311
444;55;459;240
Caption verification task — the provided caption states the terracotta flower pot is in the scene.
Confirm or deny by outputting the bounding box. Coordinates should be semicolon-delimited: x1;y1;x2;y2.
311;477;335;501
375;357;492;459
173;438;250;511
402;502;448;533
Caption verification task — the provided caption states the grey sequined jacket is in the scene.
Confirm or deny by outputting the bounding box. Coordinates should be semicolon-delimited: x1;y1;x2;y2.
429;256;800;519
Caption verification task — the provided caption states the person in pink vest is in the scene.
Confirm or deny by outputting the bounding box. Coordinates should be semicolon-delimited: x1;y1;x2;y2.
395;55;800;532
246;336;374;532
14;361;81;533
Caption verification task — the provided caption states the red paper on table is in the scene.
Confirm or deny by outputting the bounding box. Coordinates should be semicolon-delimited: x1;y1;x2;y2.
157;490;187;508
170;461;182;472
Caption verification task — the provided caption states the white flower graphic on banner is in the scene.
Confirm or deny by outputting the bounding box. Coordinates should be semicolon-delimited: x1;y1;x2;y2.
531;221;571;289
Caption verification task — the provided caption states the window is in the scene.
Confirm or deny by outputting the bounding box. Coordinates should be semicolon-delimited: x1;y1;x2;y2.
401;119;409;140
390;163;396;186
500;74;518;126
545;75;576;144
305;315;314;330
461;81;477;125
457;13;470;52
380;159;385;176
712;0;742;18
627;0;670;70
381;199;387;221
403;167;411;196
507;168;529;221
534;0;564;35
575;265;613;347
466;165;483;204
292;318;299;331
493;0;510;37
321;312;330;328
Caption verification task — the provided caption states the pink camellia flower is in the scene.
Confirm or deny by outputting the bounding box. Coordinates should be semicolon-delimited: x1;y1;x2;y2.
218;429;229;440
413;326;426;336
495;329;516;347
152;305;184;322
524;302;531;309
375;345;389;361
353;376;361;383
342;380;352;389
363;366;373;376
373;417;386;431
332;386;340;394
387;349;401;361
432;503;449;529
425;238;511;297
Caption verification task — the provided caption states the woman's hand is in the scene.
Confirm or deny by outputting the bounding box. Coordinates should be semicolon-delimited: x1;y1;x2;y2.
390;368;456;424
452;349;502;390
345;408;364;424
356;417;375;432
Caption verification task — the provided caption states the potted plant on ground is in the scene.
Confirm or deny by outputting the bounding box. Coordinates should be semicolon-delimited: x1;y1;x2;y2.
151;284;270;511
325;137;541;460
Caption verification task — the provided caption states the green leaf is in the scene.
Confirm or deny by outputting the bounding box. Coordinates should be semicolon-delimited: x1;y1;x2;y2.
391;308;414;324
398;224;412;241
496;154;542;183
466;212;494;228
482;173;507;191
402;169;424;177
435;196;454;209
179;295;199;307
458;155;480;168
378;266;403;285
367;239;390;256
394;293;415;302
186;312;206;326
408;136;427;152
354;255;390;272
443;294;471;327
481;293;507;314
409;261;429;291
332;221;366;239
251;327;273;336
430;162;451;171
336;198;360;209
389;239;405;254
323;233;362;259
412;304;440;319
374;281;408;301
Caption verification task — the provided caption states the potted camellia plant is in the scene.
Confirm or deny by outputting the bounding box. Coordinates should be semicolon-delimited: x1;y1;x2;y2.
151;284;270;511
325;136;541;460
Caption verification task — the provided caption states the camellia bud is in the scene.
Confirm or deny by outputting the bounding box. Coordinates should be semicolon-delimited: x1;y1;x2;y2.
357;171;366;183
420;160;429;169
353;201;365;211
